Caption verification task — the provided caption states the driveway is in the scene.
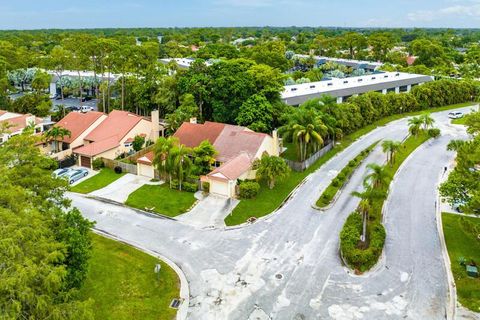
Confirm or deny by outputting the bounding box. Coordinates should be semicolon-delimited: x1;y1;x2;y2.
68;106;477;319
89;173;158;203
176;194;239;228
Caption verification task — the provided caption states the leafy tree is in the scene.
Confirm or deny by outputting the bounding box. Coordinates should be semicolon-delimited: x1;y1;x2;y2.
193;140;217;175
31;70;51;93
132;134;146;152
165;93;198;134
44;46;73;101
236;93;273;133
254;154;291;189
0;128;93;319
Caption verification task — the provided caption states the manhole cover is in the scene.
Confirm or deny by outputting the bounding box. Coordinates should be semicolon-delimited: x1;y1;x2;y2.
275;273;283;280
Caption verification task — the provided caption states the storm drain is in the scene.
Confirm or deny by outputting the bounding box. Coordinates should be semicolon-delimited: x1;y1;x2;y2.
170;299;182;309
275;273;283;280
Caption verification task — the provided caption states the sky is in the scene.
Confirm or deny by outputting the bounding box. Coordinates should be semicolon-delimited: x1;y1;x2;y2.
0;0;479;30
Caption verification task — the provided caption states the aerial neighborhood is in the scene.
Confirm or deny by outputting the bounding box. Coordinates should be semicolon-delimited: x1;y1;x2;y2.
1;2;480;320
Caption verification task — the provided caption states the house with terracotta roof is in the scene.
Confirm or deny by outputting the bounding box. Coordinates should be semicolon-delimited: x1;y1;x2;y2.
45;111;107;159
137;120;280;198
0;110;53;144
73;110;161;168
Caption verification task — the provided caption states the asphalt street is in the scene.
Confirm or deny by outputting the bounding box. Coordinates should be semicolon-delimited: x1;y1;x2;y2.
68;106;475;320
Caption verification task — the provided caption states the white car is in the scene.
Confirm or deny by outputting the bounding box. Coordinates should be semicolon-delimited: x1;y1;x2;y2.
79;105;94;113
448;111;464;119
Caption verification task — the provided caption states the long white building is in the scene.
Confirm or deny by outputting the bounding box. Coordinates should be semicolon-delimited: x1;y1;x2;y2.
281;72;434;106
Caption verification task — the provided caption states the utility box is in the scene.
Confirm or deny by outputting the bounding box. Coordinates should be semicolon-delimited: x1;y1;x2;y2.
466;265;478;278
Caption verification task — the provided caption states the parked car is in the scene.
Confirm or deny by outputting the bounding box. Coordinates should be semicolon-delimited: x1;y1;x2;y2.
448;111;464;119
64;168;89;184
80;105;94;113
65;105;80;112
452;200;466;213
52;167;72;178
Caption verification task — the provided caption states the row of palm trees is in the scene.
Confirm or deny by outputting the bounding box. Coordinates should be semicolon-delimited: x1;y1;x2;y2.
279;100;336;162
408;113;435;136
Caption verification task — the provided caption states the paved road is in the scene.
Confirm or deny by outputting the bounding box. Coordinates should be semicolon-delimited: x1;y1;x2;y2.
69;106;475;320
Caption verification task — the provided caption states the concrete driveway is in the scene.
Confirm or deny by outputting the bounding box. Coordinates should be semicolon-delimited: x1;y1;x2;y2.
68;106;477;319
176;194;239;229
89;173;159;203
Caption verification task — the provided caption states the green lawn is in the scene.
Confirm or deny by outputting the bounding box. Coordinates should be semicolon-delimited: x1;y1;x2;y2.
442;213;480;313
226;103;473;226
70;168;125;194
281;142;299;161
78;233;180;320
452;117;467;125
126;184;196;217
315;142;378;208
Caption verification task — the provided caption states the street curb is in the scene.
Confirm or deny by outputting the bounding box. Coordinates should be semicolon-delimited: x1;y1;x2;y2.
436;168;457;320
91;229;190;320
85;195;177;221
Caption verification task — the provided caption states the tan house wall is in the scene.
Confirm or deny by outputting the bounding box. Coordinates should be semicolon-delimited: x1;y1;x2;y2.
116;119;155;155
138;163;155;178
254;136;279;159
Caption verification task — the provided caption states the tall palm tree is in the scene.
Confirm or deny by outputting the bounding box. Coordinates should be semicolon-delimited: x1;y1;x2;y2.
44;126;71;153
351;185;386;243
408;116;423;137
170;144;192;191
152;136;178;181
381;140;401;166
254;154;291;189
364;163;391;189
279;108;328;161
420;113;435;130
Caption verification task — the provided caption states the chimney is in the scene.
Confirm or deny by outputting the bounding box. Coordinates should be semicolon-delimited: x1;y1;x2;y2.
151;110;160;140
272;130;281;156
190;117;197;124
26;115;36;128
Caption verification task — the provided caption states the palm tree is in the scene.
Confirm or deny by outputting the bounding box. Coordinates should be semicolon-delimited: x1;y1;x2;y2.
280;108;328;161
152;136;178;181
420;113;435;130
254;154;291;189
408;116;423;137
169;144;192;191
381;140;401;166
364;163;391;189
351;185;386;243
446;139;465;152
44;126;71;153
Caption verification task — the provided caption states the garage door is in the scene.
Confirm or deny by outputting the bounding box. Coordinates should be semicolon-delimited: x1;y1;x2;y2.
138;163;154;178
210;180;230;197
80;156;91;168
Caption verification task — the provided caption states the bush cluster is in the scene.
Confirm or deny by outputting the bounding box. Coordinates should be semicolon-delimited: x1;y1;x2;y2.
340;212;386;272
92;158;104;170
239;181;260;199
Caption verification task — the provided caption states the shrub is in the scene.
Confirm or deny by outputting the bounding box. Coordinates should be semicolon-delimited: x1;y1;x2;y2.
202;182;210;193
170;179;179;190
331;178;340;187
348;160;356;167
239;181;260;199
114;166;122;174
337;173;346;181
340;212;386;272
182;181;198;193
92;158;104;170
427;128;441;138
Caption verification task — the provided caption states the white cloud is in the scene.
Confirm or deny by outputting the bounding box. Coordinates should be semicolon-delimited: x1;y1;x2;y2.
408;2;480;22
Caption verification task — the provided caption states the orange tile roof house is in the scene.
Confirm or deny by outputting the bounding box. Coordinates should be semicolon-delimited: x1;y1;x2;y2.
0;110;53;144
51;110;162;168
137;120;280;198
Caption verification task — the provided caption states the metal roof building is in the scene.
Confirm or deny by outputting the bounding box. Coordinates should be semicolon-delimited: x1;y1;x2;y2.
281;72;434;106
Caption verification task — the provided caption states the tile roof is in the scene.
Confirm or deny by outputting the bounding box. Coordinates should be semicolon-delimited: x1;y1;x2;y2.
54;111;105;143
74;136;119;157
0;112;43;133
137;151;154;165
173;121;269;162
207;153;252;181
84;110;144;143
173;121;226;148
